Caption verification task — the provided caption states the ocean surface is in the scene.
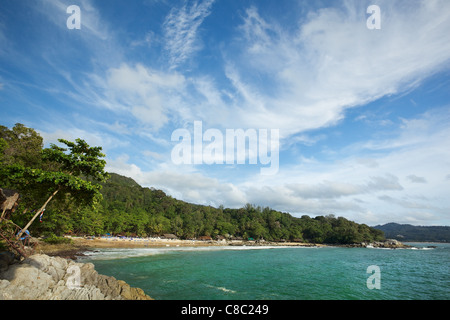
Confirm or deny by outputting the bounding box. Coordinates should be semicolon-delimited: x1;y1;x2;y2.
82;243;449;300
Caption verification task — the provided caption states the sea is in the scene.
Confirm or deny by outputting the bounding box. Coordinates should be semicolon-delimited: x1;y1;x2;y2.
81;243;449;300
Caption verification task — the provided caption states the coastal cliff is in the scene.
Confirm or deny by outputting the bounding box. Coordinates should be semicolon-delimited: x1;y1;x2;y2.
0;253;152;300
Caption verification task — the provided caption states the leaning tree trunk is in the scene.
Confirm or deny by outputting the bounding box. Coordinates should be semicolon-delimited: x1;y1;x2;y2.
0;188;20;220
16;188;60;240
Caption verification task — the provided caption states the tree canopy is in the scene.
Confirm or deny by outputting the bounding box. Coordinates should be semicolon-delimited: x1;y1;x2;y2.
0;124;109;239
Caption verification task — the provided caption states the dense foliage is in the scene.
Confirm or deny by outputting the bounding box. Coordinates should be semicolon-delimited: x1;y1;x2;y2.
1;124;385;244
95;173;385;243
0;124;108;238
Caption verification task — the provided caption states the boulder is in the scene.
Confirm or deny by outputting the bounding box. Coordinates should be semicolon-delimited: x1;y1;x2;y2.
0;254;153;300
0;251;15;272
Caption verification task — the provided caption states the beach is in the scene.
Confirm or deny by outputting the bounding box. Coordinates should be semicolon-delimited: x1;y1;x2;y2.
69;236;323;249
35;236;413;261
34;236;324;259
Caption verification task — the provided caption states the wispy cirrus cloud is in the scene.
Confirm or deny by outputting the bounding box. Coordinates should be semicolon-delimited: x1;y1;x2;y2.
223;0;450;137
163;0;215;69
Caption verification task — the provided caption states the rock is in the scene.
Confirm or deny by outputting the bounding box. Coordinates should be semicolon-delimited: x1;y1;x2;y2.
365;239;410;249
0;252;16;272
0;263;55;299
117;280;150;300
0;253;153;300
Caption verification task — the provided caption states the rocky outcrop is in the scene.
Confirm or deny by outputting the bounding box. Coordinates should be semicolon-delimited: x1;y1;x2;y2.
363;239;411;249
0;254;152;300
341;239;411;248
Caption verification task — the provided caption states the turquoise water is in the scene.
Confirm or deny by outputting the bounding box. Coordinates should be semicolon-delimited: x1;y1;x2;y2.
83;243;449;300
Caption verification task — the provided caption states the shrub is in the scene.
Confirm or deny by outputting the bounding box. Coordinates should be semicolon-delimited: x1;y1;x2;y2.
42;234;73;245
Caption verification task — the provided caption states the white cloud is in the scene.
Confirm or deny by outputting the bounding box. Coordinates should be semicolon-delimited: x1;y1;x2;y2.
97;63;187;130
106;154;144;181
142;150;165;161
38;126;128;154
163;0;215;69
107;159;248;208
245;108;450;224
218;0;450;137
284;174;403;200
51;0;450;140
406;175;427;184
102;104;450;225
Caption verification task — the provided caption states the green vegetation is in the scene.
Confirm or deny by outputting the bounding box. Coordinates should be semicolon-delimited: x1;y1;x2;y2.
1;123;385;245
96;173;384;243
42;234;73;245
0;123;108;240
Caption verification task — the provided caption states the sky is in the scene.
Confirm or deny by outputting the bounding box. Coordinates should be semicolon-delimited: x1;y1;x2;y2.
1;0;450;226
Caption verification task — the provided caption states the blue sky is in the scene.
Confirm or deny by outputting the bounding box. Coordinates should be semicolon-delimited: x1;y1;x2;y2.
1;0;450;226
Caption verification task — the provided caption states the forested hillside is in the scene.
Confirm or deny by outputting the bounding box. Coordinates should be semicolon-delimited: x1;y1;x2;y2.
374;223;450;242
95;173;385;243
1;123;385;244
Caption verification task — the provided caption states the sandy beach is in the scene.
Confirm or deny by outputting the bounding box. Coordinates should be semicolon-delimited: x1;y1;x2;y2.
33;235;326;260
69;236;322;249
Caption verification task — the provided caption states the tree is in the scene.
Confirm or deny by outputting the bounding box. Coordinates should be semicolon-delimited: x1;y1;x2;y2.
0;138;7;164
0;123;43;168
171;215;183;237
1;137;109;239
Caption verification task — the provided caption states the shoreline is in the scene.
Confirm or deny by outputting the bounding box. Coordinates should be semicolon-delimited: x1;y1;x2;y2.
34;236;419;260
35;236;326;259
70;236;327;249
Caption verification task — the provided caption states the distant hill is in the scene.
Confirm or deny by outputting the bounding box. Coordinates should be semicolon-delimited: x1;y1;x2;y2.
106;172;141;188
374;223;450;242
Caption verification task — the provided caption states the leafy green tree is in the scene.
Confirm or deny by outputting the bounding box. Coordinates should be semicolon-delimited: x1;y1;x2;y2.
72;206;105;236
171;215;183;237
216;221;236;236
0;138;7;163
1;136;109;239
0;123;43;168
